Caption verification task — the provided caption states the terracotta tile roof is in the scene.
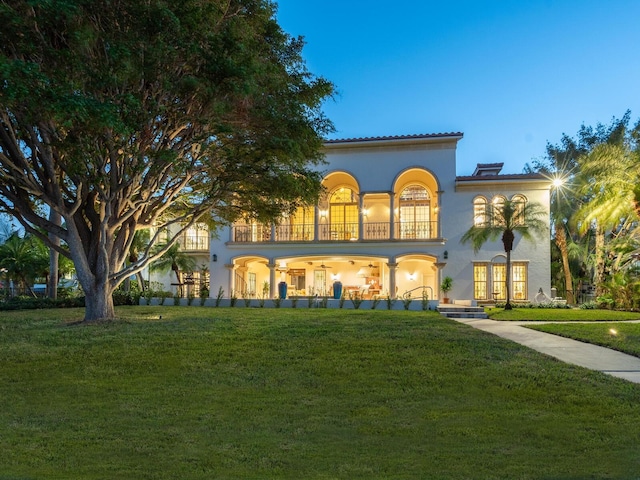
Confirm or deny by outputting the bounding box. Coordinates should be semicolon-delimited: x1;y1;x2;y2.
456;173;546;181
324;132;464;144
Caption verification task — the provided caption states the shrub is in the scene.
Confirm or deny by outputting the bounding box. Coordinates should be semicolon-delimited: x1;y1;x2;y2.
580;301;598;310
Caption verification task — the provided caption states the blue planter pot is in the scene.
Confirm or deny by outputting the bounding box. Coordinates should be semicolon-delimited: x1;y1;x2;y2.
333;281;342;299
278;281;287;299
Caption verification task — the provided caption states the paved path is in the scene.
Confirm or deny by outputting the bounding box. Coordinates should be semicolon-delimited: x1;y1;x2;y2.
453;318;640;384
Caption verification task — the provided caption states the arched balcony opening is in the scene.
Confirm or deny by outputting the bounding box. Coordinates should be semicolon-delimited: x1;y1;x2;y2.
393;168;440;240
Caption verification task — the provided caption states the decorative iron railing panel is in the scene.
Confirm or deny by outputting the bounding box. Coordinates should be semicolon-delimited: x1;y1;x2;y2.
395;221;437;240
275;224;315;242
319;222;359;241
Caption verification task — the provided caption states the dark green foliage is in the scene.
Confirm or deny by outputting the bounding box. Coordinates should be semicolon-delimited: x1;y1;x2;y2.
0;296;84;310
0;0;334;320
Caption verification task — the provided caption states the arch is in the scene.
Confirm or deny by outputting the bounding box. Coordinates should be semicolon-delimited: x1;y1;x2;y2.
473;195;488;226
395;252;439;299
230;254;271;297
511;194;527;225
326;186;359;240
321;170;360;195
398;184;432;239
392;168;440;240
392;166;441;194
491;195;507;226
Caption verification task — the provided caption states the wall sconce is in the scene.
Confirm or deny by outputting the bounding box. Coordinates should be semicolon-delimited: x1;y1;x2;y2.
443;250;448;260
212;254;218;262
320;209;328;220
330;273;340;281
408;273;417;281
362;207;369;218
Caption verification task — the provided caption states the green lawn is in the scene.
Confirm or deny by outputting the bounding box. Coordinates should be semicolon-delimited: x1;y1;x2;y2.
527;322;640;359
487;307;640;322
1;307;640;479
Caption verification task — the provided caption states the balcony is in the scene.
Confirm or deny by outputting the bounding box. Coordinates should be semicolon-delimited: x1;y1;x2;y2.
230;220;439;244
180;233;210;251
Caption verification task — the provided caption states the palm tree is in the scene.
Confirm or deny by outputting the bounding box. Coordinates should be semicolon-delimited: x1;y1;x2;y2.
0;232;49;296
125;230;150;293
149;242;196;297
461;199;548;310
575;142;640;295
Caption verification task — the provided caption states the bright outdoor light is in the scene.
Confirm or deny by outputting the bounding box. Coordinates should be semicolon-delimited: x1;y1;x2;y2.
609;328;618;336
552;178;564;188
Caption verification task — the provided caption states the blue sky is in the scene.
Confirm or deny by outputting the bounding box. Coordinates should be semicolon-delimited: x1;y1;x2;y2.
275;0;640;175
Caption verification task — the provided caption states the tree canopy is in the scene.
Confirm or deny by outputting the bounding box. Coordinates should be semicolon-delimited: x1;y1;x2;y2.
0;0;334;320
525;112;640;307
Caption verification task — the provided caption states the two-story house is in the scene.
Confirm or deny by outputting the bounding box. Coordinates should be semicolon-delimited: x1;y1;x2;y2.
198;132;551;304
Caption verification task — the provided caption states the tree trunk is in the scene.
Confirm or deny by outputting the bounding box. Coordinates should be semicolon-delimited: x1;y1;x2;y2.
47;209;62;299
555;220;575;304
137;271;146;293
84;282;116;322
595;225;606;296
505;248;512;310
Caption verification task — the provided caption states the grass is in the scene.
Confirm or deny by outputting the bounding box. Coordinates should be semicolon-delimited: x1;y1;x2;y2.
1;307;640;479
527;322;640;358
487;307;640;322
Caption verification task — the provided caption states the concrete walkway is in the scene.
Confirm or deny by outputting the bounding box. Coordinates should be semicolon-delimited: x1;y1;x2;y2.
453;318;640;384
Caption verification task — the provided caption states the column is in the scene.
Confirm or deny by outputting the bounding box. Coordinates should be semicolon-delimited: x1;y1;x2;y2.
387;262;398;299
436;190;444;239
390;193;396;240
267;263;276;299
358;192;364;240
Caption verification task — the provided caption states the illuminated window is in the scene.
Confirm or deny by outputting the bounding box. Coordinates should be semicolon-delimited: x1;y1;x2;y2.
329;188;359;240
473;264;487;300
399;185;431;238
491;196;506;226
492;264;506;300
511;195;526;226
474;260;528;302
512;263;527;300
183;223;209;250
473;197;488;226
278;206;314;241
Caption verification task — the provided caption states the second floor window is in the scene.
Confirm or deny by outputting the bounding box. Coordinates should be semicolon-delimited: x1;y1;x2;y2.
399;185;431;239
329;188;359;240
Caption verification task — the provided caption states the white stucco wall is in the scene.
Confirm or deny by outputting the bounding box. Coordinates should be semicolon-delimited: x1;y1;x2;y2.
205;134;551;302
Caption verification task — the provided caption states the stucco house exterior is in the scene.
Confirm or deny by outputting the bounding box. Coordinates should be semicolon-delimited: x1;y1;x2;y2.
181;132;551;304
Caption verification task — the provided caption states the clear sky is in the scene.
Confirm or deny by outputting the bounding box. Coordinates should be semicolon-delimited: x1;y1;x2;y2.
275;0;640;175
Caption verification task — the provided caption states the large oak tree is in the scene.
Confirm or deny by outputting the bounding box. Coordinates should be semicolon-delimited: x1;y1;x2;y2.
0;0;333;321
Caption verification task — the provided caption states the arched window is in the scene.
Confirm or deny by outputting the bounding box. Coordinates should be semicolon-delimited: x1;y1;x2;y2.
329;187;359;240
473;196;488;227
491;195;507;226
511;194;527;226
399;185;431;239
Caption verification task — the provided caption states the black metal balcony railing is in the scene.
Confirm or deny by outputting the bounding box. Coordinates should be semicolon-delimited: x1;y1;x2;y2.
363;222;390;240
230;220;438;243
232;224;271;243
395;221;436;240
275;224;315;242
180;234;210;251
319;222;359;241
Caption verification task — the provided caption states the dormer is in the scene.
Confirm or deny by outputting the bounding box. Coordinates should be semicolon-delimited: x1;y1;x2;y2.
473;162;504;176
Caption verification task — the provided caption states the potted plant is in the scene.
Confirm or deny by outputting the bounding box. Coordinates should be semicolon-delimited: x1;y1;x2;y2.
440;276;453;304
